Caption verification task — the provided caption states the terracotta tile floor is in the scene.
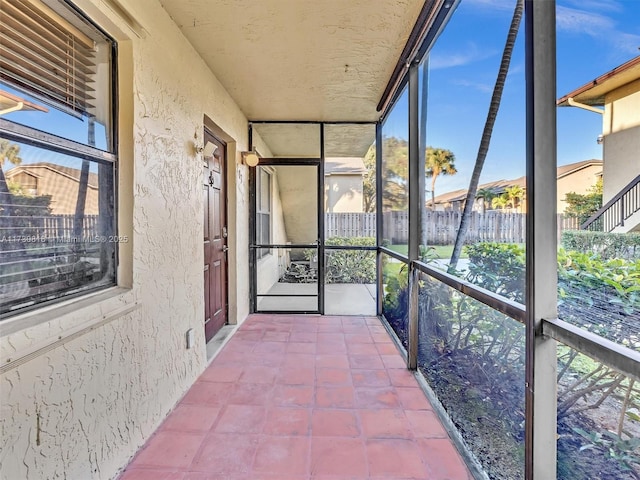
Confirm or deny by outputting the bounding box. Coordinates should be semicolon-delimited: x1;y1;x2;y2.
119;315;473;480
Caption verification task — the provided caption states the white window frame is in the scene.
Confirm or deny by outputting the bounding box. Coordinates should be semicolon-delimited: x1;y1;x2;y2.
0;0;118;318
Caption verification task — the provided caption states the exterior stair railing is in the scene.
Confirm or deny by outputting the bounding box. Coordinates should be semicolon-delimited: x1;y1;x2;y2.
581;174;640;231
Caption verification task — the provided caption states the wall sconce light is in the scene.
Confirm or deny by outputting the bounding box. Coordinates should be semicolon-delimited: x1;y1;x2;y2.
596;134;604;145
241;150;260;167
198;141;217;157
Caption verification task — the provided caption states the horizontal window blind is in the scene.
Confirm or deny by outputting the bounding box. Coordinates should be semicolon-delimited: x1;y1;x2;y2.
0;0;97;117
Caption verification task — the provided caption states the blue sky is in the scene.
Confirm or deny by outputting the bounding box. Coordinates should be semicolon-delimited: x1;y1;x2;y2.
384;0;640;196
3;0;638;195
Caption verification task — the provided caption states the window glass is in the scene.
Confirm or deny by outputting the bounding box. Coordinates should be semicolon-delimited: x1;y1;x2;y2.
0;0;114;151
256;167;271;258
0;0;116;317
0;141;116;315
381;86;409;256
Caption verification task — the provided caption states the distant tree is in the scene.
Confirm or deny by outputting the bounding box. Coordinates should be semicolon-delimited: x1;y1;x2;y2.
362;144;376;213
564;178;603;223
426;147;457;208
504;185;524;211
492;194;509;210
0;139;23;218
381;136;409;211
476;188;497;213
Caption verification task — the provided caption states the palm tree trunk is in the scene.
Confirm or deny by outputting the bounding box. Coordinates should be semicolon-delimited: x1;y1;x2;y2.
449;0;523;272
419;58;429;248
431;175;436;208
73;117;94;259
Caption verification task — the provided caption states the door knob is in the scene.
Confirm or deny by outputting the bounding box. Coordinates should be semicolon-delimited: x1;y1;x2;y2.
222;245;229;253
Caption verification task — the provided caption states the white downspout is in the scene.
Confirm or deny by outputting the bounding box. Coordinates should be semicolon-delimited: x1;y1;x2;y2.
0;101;24;116
567;97;603;115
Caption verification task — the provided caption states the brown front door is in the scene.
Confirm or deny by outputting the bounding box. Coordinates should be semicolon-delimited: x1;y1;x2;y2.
203;130;227;342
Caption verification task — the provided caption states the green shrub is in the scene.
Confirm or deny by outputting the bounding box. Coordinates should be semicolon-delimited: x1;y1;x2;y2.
465;242;525;302
562;230;640;261
323;236;376;284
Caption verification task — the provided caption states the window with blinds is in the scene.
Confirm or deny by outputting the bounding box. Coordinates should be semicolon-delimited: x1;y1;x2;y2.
0;0;113;149
0;0;117;317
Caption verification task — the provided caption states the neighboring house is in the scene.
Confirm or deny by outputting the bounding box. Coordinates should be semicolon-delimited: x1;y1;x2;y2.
558;55;640;232
432;159;603;214
324;157;365;213
5;162;99;215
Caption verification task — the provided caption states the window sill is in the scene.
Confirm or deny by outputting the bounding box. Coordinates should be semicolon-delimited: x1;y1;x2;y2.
0;287;139;373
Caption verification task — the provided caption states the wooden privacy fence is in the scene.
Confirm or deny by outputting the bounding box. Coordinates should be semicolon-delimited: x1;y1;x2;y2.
325;212;377;238
326;211;580;244
41;214;99;239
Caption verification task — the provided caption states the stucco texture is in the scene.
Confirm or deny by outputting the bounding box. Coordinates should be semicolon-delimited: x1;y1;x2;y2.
1;0;251;478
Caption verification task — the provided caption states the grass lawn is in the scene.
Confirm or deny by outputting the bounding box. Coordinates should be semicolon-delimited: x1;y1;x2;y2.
384;244;468;260
381;244;464;278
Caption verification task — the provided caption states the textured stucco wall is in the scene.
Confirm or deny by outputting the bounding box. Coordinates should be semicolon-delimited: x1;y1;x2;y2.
273;165;318;244
256;169;289;295
326;174;364;213
0;0;252;478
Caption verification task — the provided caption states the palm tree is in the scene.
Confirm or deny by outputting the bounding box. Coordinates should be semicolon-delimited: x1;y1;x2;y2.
476;188;497;213
449;0;524;272
505;185;524;211
492;194;509;210
0;139;23;216
426;147;457;209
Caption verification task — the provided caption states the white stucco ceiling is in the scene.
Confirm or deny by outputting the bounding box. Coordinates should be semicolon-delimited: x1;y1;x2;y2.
252;122;376;158
159;0;424;122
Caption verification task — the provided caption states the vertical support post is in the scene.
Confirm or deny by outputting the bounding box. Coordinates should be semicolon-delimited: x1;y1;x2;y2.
525;1;558;479
248;124;257;314
407;62;420;370
319;124;325;315
376;122;384;316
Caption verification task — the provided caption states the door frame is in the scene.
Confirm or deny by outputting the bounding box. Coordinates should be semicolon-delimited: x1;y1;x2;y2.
249;157;325;314
203;127;229;340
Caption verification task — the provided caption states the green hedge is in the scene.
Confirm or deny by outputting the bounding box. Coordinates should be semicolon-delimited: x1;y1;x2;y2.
561;230;640;261
318;236;376;284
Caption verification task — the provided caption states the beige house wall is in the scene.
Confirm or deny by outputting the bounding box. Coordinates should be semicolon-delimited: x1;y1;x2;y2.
557;165;602;213
256;167;289;295
325;174;364;213
602;83;640;203
273;165;318;245
0;1;254;480
7;170;99;215
603;79;640;135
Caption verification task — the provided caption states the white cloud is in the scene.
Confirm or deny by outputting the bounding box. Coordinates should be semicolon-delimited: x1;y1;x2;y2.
556;4;640;55
562;0;623;13
452;79;493;93
613;32;640;56
556;6;615;35
430;43;498;70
